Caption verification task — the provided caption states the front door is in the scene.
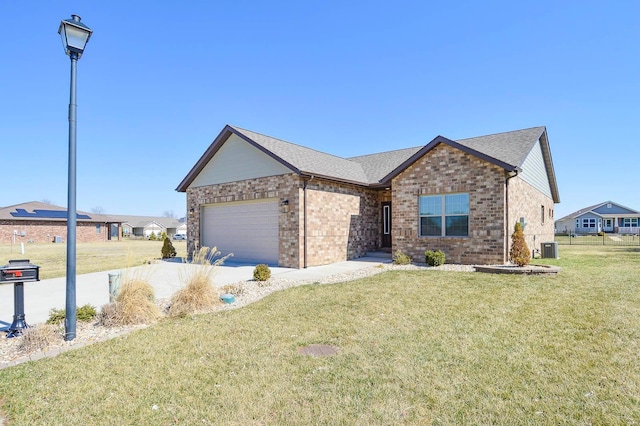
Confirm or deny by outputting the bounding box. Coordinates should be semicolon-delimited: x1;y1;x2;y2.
381;202;392;248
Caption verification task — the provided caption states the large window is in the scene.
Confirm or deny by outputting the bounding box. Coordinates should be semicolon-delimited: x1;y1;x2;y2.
622;218;638;227
419;193;469;237
581;218;596;228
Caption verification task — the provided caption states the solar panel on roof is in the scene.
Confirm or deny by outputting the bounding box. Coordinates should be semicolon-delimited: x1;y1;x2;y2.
10;209;91;220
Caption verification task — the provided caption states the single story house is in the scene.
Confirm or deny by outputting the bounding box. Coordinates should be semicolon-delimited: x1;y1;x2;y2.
177;125;560;267
555;201;640;234
118;217;186;238
0;201;187;244
0;201;118;243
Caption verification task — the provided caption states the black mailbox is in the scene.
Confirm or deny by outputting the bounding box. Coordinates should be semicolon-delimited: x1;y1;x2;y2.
0;259;40;283
0;259;40;338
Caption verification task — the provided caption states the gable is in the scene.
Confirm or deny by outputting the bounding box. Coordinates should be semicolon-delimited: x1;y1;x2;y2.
518;139;552;199
188;134;292;188
592;202;639;215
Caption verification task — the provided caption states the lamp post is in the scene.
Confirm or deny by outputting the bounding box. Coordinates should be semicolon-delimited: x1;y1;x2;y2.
58;15;92;341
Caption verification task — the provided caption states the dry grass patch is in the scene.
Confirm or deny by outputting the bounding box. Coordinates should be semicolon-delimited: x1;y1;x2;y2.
16;324;60;353
98;275;160;326
168;247;230;318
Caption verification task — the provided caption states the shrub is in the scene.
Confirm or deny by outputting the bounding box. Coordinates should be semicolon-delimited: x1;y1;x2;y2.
597;231;605;237
509;222;530;267
161;237;177;259
149;232;157;241
160;231;168;241
253;264;271;282
46;304;97;325
425;250;446;266
392;250;412;265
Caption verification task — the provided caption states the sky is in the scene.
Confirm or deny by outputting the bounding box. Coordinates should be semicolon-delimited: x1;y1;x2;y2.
1;1;638;219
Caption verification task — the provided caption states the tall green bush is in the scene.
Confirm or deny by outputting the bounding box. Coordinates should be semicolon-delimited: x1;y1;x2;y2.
509;222;530;266
161;237;177;259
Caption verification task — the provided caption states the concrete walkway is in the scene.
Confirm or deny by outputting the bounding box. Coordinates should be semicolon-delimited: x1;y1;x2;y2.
0;256;390;328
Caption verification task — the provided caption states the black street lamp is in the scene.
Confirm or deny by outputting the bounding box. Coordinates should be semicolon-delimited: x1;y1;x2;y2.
58;15;92;341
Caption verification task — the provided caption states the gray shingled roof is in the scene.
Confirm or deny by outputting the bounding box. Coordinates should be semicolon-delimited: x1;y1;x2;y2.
231;127;370;184
348;147;423;183
233;126;546;185
177;124;556;198
455;126;546;169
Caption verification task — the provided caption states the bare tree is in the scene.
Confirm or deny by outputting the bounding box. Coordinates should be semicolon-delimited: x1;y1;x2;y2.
91;206;105;214
163;210;176;218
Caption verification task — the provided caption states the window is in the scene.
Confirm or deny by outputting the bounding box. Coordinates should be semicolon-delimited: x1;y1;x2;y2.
96;224;101;234
622;218;638;227
419;193;469;237
581;218;596;228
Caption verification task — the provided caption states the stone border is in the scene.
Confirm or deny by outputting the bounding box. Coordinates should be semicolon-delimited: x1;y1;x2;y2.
474;264;561;275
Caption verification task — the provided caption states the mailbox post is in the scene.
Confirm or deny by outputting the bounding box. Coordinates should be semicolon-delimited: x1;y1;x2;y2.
0;259;40;338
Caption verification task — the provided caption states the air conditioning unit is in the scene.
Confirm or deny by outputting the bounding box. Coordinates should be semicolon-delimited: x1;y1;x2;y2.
53;236;63;243
541;242;559;259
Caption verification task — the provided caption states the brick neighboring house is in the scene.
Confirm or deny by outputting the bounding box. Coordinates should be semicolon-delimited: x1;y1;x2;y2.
0;201;118;244
0;202;187;244
176;125;560;267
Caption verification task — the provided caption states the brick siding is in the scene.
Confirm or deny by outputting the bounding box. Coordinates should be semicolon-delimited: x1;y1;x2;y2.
392;144;507;265
186;174;380;268
0;220;109;244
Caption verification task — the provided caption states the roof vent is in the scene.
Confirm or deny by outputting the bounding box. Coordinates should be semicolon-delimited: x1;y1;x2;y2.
607;203;612;208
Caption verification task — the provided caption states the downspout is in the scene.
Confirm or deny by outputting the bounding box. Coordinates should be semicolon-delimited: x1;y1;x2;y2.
505;169;519;263
302;176;314;269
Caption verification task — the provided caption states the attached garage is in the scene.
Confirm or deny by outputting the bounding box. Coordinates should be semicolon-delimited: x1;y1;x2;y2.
200;199;279;264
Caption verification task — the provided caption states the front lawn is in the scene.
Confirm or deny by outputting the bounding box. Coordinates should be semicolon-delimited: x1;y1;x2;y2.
0;245;638;424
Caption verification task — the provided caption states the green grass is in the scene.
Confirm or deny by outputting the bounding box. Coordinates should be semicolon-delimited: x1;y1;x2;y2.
0;240;187;280
0;245;639;424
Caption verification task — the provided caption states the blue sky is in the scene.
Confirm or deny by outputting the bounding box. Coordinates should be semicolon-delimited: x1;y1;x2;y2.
2;1;638;219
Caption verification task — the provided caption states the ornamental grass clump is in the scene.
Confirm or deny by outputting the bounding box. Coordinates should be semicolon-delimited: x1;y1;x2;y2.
17;324;59;353
509;222;530;267
168;247;231;318
98;273;160;326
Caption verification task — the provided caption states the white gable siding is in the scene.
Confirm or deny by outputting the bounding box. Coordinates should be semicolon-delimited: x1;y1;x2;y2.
519;140;552;199
188;134;291;188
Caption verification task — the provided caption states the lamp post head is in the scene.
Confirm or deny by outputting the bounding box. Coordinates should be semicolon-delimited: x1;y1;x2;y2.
58;15;92;59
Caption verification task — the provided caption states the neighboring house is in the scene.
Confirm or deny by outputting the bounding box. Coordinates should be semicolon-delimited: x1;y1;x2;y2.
555;201;640;235
0;201;118;243
177;125;560;267
0;201;187;244
118;216;185;238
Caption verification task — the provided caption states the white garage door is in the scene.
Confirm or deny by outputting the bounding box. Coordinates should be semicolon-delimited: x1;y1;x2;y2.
201;199;279;264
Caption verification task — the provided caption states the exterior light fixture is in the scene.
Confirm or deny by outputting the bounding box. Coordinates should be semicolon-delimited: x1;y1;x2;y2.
59;14;92;341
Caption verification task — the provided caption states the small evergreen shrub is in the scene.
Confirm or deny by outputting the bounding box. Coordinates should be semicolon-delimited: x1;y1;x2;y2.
392;250;412;265
425;250;446;266
149;232;157;241
253;264;271;282
509;222;530;267
161;237;177;259
160;231;168;241
46;304;97;324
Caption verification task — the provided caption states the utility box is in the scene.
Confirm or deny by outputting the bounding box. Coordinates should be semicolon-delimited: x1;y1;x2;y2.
541;242;559;259
0;259;40;283
53;236;63;243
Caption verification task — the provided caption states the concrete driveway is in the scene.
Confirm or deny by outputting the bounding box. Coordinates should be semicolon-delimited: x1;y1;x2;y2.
0;256;389;328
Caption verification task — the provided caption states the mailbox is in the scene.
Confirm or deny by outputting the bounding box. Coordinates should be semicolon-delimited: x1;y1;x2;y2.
0;259;40;338
0;259;40;283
